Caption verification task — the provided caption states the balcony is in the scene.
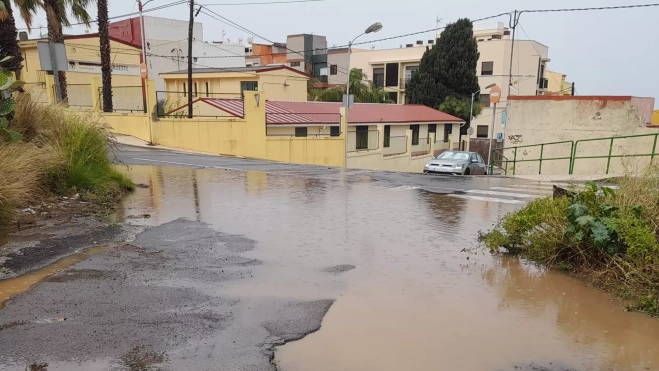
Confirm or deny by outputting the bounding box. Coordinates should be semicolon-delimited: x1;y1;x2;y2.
538;78;549;91
399;77;411;89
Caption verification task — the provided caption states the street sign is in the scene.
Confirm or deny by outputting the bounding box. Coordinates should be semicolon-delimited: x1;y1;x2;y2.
501;110;507;128
490;85;501;104
140;63;148;79
37;42;68;72
496;132;504;142
342;94;354;108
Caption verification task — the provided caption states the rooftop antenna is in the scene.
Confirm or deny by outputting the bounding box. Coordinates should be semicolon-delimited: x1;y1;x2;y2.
436;16;443;30
238;37;243;45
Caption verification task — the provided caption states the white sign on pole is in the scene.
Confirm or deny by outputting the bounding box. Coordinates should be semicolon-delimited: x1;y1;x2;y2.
342;94;354;108
37;42;68;71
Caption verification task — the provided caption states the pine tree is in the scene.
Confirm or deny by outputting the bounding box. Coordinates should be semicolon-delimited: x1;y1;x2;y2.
0;0;24;78
406;18;480;132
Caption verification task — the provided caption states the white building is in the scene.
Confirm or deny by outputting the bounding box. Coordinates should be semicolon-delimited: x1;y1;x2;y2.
109;16;245;92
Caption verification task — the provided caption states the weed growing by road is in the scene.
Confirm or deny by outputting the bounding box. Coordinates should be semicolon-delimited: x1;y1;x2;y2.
479;170;659;316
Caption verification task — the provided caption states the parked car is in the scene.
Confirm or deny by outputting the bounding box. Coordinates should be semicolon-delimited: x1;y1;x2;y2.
423;151;488;175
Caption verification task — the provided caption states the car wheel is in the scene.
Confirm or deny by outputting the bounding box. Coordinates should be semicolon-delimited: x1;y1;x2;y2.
464;168;471;176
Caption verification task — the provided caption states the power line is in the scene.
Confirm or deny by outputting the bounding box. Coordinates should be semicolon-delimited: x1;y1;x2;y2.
202;0;325;5
522;3;659;13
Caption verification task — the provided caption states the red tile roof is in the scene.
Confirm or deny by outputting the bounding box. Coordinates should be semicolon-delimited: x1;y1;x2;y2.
198;98;464;125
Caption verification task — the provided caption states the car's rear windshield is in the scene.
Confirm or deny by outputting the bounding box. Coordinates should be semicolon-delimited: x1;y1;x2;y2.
436;151;469;160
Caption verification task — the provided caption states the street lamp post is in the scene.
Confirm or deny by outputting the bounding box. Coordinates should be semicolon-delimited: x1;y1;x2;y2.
344;22;383;167
137;0;154;65
469;83;497;139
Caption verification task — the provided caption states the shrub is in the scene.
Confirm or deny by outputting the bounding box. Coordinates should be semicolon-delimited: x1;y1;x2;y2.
479;176;659;316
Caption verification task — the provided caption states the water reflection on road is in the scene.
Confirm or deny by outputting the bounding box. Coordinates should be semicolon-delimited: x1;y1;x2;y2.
118;165;659;371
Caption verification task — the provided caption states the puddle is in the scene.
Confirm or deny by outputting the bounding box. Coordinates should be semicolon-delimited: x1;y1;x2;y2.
107;165;659;370
0;245;108;309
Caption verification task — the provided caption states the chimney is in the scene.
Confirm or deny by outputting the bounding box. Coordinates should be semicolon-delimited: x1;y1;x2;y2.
406;44;413;48
427;40;434;45
416;40;423;46
19;31;28;41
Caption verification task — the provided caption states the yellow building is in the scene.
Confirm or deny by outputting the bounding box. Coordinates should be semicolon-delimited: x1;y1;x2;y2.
159;66;309;114
652;110;659;125
19;34;143;110
545;70;573;96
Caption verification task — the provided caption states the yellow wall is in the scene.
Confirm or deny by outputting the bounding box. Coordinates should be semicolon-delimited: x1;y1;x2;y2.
653;110;659;125
20;36;142;108
161;68;308;102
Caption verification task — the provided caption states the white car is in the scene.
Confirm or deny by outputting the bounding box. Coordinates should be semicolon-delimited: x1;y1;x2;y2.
423;151;488;175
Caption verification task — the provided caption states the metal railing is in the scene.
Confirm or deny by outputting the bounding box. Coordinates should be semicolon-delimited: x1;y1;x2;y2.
68;84;93;108
411;137;430;156
570;133;659;174
493;140;574;175
347;130;379;152
399;77;411;89
99;86;146;113
383;135;407;156
491;133;659;175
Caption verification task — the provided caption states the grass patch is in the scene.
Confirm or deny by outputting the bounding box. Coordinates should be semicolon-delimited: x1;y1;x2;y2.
0;95;133;223
479;168;659;316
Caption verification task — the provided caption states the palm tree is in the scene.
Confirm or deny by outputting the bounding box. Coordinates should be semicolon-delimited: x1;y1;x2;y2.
0;0;25;78
97;0;111;111
16;0;93;103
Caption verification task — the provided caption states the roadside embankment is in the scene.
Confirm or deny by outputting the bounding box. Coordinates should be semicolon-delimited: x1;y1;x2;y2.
479;166;659;316
0;94;134;225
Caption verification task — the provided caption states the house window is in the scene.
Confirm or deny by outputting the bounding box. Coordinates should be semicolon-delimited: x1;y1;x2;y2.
428;124;436;142
205;82;209;97
491;35;502;40
330;65;338;75
387;92;398;104
385;63;399;87
295;127;307;137
443;124;452;142
410;124;420;145
480;93;491;108
290;61;300;67
384;125;391;148
356;125;369;150
477;125;489;138
240;81;258;96
183;82;187;97
373;68;384;88
330;126;340;137
481;61;494;76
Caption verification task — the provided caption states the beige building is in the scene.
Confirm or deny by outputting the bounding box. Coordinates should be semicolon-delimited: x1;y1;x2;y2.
348;22;553;139
160;65;309;113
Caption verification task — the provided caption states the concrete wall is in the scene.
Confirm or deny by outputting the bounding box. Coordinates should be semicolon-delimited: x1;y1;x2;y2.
327;50;349;86
503;96;659;175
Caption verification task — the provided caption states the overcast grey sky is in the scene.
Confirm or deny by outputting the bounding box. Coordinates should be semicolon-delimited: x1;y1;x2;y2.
14;0;659;107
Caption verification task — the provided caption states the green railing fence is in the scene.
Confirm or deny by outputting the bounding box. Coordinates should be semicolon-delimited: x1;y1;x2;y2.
492;133;659;175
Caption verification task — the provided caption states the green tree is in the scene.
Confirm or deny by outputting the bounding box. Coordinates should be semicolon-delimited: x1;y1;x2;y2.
98;0;112;111
406;18;480;133
438;95;481;122
16;0;93;103
310;68;392;103
0;0;25;78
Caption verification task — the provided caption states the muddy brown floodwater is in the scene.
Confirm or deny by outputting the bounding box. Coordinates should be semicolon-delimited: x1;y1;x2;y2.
112;165;659;371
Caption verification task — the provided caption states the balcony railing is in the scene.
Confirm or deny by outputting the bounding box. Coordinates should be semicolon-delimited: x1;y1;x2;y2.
399;77;411;89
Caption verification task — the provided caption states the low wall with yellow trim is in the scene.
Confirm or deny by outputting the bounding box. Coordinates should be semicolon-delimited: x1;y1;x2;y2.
266;137;344;166
104;113;152;143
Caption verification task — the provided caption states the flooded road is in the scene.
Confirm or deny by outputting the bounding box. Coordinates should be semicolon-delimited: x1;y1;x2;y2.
1;154;658;370
116;164;659;371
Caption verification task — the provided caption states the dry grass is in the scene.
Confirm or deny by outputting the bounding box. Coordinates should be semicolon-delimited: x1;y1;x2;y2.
0;143;56;222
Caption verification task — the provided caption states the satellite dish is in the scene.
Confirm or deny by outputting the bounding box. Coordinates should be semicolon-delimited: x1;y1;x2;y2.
467;127;474;136
247;37;253;44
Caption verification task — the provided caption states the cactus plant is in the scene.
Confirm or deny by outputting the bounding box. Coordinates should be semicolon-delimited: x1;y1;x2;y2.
0;55;23;142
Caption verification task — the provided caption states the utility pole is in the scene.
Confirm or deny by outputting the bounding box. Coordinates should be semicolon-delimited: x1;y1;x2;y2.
187;0;194;119
507;10;521;97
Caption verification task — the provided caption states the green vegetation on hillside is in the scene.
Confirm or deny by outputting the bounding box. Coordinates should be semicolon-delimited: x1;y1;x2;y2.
479;173;659;316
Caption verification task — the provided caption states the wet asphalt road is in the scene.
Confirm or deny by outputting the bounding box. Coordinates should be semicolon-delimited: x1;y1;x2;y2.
0;145;609;371
115;144;533;195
